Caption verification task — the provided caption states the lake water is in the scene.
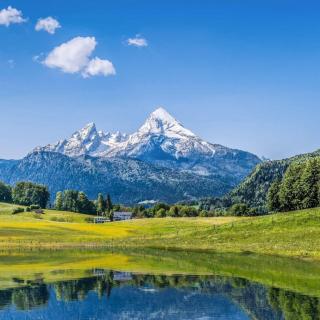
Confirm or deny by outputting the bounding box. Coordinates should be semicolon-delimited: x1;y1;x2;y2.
0;250;319;319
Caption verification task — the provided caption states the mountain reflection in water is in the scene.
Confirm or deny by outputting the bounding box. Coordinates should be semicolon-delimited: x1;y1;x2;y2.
0;270;318;320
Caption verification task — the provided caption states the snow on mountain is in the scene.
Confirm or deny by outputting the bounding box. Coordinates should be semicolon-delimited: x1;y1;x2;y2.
35;122;128;157
105;107;218;161
35;107;261;180
36;107;219;160
10;107;262;203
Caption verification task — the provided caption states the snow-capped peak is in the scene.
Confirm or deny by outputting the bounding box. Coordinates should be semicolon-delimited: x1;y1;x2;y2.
150;107;177;123
36;107;217;161
73;122;97;140
138;107;196;138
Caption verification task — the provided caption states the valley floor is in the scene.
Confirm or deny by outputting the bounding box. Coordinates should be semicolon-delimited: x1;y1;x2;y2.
1;202;320;260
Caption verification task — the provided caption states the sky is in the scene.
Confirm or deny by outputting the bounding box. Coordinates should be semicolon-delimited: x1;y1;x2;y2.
1;0;320;160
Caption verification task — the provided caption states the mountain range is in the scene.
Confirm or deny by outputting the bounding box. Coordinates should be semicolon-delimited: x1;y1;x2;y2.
0;108;261;204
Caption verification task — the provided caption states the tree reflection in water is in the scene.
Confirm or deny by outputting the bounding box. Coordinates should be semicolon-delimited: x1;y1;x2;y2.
0;271;318;319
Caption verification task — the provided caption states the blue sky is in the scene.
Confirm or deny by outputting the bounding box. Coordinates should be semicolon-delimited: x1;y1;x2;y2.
1;0;320;160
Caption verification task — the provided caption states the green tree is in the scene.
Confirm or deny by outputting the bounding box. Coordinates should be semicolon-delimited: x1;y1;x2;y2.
168;205;180;217
96;193;105;215
106;194;113;213
12;182;49;208
76;192;95;213
63;190;78;212
267;179;282;212
279;162;304;211
155;208;166;218
179;206;198;217
54;191;63;210
0;181;12;203
301;158;320;209
229;203;249;216
199;210;208;217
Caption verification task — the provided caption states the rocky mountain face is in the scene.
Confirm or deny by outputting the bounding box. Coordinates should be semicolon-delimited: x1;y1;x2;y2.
0;151;232;204
1;108;261;204
36;107;261;180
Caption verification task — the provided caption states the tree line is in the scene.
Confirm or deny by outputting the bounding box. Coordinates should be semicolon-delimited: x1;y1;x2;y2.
0;181;49;208
54;191;113;216
0;179;257;217
267;157;320;212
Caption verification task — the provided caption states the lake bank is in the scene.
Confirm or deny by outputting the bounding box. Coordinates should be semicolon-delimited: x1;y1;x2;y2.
0;248;320;299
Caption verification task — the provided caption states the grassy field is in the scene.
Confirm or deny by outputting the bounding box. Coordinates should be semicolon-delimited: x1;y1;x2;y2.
1;202;320;259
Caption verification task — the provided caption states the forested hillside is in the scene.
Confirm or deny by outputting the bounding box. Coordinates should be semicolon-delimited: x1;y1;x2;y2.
200;149;320;214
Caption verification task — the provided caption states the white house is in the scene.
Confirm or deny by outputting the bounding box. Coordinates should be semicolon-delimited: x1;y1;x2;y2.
113;211;133;221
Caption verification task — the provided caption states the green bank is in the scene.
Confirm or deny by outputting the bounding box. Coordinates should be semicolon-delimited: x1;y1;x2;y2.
1;202;320;259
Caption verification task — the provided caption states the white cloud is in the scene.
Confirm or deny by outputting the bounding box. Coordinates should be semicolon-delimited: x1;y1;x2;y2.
82;57;116;78
43;36;97;73
0;6;26;26
127;35;148;47
35;17;61;34
42;36;116;78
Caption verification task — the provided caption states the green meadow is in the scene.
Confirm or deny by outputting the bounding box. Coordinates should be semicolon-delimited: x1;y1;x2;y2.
1;202;320;260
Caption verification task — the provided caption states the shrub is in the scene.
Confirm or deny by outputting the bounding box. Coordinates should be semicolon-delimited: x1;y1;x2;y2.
30;205;40;210
229;203;249;216
25;207;31;212
199;210;208;217
50;217;67;222
12;207;25;214
155;208;167;218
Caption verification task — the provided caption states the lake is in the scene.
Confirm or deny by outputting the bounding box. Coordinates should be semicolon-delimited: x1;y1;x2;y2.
0;249;319;319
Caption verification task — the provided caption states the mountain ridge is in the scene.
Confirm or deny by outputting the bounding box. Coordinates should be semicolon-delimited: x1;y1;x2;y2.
1;107;262;204
0;151;232;204
35;107;261;179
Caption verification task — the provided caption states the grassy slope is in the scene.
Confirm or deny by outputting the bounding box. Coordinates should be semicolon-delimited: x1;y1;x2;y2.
0;202;240;247
1;203;320;259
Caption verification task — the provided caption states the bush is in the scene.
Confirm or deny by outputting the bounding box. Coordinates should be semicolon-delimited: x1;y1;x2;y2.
25;207;31;212
30;204;40;210
12;207;25;214
155;208;167;218
199;210;208;217
50;217;67;222
229;203;249;216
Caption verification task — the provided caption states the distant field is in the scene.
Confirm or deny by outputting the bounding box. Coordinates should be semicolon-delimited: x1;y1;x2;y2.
1;202;320;259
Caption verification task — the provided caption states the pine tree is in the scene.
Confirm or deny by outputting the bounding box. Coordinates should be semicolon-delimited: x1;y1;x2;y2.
0;182;12;203
96;193;105;215
106;194;113;213
301;158;320;209
54;191;63;210
279;162;304;211
267;179;282;212
76;191;95;213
